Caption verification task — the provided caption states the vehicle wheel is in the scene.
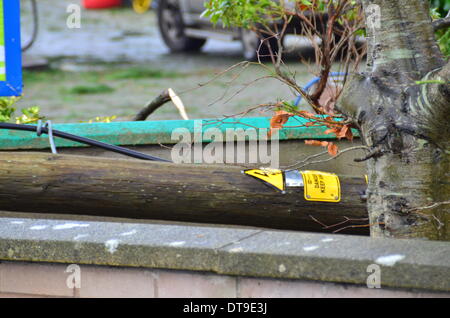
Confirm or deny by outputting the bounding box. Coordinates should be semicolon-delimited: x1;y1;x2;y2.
240;29;280;61
157;0;206;52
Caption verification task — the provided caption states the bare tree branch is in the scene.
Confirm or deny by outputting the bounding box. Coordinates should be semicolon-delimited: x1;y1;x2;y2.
433;16;450;31
133;89;171;121
408;200;450;213
283;145;370;170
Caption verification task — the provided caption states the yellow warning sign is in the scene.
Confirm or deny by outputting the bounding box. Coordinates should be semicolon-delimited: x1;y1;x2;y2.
244;168;285;192
300;171;340;202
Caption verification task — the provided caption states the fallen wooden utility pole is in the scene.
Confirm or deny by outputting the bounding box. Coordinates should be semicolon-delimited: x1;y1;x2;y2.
0;152;369;234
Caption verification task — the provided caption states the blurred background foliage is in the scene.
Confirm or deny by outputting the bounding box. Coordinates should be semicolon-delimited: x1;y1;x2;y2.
430;0;450;56
0;0;448;123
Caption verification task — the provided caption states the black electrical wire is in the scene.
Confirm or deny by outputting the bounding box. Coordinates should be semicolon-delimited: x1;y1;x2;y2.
22;0;39;52
0;122;171;162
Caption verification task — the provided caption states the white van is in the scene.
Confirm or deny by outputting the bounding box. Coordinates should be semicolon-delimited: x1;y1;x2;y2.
155;0;338;60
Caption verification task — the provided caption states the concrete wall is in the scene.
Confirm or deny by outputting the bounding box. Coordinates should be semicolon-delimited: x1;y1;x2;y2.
1;216;449;298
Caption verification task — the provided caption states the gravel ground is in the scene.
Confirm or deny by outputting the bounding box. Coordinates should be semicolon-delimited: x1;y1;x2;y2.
17;0;319;123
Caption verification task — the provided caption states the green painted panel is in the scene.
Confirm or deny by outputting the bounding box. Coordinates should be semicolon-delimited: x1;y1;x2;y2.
0;117;359;150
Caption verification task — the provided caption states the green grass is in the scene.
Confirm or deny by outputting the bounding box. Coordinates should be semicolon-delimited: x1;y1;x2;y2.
23;67;185;84
105;68;185;80
23;69;65;84
65;84;115;95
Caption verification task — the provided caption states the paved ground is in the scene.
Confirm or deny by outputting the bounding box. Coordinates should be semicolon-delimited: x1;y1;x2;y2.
17;0;320;123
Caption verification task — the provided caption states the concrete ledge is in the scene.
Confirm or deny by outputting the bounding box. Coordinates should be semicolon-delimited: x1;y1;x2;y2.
0;216;449;294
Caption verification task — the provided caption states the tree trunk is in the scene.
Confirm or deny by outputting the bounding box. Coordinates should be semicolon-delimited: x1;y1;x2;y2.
338;0;450;240
0;152;369;234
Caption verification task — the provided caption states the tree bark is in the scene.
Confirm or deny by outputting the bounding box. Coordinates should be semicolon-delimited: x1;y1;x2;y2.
0;152;369;234
337;0;450;240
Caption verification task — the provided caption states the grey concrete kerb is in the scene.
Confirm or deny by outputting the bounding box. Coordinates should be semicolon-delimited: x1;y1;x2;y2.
0;217;448;293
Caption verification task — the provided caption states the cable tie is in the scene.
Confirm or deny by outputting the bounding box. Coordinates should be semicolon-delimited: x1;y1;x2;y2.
36;120;58;154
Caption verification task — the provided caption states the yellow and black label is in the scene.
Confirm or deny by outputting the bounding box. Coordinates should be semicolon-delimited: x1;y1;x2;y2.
133;0;152;14
300;170;340;202
244;168;285;192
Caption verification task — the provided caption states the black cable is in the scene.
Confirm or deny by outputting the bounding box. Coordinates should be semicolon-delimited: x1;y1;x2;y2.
22;0;39;52
0;122;171;162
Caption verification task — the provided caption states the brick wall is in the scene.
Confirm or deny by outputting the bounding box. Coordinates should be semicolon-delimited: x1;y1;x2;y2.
0;261;447;298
